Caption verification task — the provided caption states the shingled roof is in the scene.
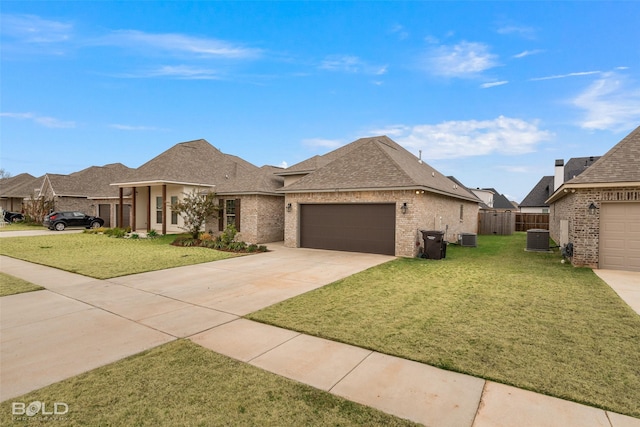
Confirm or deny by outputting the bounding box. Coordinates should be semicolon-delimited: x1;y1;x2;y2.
113;139;283;195
520;176;554;207
567;126;640;185
0;173;39;198
43;163;134;198
279;136;479;202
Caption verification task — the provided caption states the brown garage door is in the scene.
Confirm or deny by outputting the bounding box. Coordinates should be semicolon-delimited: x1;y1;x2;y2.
300;203;396;255
600;202;640;271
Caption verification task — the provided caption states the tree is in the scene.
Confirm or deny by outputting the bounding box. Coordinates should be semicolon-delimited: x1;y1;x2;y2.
0;168;11;179
171;189;219;239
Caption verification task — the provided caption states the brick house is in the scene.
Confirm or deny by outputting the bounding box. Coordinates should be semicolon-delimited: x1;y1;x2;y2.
278;136;480;256
547;126;640;271
111;139;285;244
0;173;39;214
1;165;133;225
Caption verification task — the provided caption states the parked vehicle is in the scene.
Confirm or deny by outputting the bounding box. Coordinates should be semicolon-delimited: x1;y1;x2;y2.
43;211;104;231
2;211;24;223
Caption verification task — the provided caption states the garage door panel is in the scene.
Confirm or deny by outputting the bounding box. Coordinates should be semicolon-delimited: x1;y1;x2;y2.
300;204;395;255
600;202;640;272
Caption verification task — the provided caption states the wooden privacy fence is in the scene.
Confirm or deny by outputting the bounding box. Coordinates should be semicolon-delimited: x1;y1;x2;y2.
515;213;549;231
478;211;515;235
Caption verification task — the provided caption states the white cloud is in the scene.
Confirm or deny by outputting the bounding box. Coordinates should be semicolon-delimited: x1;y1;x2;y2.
302;138;344;149
496;24;537;39
1;112;75;128
423;41;498;78
481;81;509;89
513;49;544;59
147;65;220;79
110;124;167;131
319;55;387;75
371;116;552;159
531;71;601;81
572;72;640;131
278;161;288;169
389;24;409;40
98;30;261;59
1;14;72;43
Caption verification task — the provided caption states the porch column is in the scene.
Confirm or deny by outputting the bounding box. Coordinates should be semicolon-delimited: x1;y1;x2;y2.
162;184;167;235
118;187;124;228
147;186;151;232
131;187;137;232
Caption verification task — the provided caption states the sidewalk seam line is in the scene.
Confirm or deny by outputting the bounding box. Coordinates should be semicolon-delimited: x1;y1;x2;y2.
328;349;375;393
470;380;488;427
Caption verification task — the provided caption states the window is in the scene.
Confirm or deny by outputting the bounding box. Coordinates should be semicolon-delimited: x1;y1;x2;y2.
542;208;549;214
226;199;236;228
460;204;464;221
171;196;178;225
156;196;163;224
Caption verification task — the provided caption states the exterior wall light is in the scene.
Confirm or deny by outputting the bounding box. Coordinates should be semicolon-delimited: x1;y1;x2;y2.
588;202;597;215
401;202;408;214
286;203;292;212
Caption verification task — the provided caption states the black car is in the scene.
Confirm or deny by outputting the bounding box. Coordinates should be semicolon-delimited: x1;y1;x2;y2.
3;211;24;223
43;211;104;231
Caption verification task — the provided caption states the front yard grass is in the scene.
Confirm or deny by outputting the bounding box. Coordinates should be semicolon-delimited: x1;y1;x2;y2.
0;273;44;297
0;223;43;232
0;233;241;279
247;233;640;418
0;340;418;427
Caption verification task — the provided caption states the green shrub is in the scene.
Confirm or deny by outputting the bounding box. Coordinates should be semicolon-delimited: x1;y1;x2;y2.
105;228;126;238
147;229;159;238
130;233;139;240
220;224;237;246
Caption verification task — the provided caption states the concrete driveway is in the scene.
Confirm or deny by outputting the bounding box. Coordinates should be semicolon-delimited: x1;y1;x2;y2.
0;244;393;401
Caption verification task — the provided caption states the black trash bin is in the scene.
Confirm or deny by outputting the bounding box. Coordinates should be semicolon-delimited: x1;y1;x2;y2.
421;230;446;259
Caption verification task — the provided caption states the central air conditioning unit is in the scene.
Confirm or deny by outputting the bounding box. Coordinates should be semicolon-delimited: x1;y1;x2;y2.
526;229;550;252
459;233;477;247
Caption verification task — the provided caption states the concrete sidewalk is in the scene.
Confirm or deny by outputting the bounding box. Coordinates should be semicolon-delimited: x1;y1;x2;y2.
594;269;640;315
1;248;639;426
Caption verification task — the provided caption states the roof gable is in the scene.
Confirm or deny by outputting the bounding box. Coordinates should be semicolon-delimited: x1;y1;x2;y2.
569;126;640;184
0;173;38;197
520;176;554;207
116;139;283;194
281;136;479;202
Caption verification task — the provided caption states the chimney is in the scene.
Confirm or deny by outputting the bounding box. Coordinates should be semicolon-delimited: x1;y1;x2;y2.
554;159;564;191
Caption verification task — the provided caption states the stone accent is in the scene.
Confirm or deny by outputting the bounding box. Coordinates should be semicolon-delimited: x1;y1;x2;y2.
284;190;478;257
230;195;284;244
549;186;640;268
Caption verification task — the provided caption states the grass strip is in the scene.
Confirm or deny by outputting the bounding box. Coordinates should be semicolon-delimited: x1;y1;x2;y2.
0;233;241;279
247;233;640;417
0;273;44;297
0;340;418;426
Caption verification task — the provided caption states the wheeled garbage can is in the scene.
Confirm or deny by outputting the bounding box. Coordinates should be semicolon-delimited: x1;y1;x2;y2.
421;230;446;260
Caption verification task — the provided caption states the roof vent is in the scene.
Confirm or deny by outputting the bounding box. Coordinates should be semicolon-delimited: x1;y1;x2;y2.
418;150;423;164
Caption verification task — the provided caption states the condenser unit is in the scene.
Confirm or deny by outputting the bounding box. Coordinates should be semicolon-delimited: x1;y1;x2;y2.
526;229;551;252
459;233;477;247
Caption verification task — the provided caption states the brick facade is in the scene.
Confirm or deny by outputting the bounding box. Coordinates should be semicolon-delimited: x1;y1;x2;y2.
549;186;640;268
284;190;478;257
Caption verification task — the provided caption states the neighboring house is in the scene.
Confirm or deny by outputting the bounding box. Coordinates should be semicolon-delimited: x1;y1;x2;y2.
278;136;480;257
111;139;285;244
519;176;554;213
521;156;601;213
38;163;135;227
547;126;640;272
0;173;39;212
469;188;513;211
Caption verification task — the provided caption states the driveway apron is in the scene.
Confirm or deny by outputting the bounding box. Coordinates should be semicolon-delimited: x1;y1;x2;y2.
0;244;393;402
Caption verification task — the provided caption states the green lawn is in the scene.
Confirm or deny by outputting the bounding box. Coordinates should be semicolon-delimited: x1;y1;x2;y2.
0;340;418;427
0;223;43;232
247;233;640;418
0;233;241;279
0;273;44;297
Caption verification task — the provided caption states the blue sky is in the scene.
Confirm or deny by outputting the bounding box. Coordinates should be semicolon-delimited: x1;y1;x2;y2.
1;1;639;202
